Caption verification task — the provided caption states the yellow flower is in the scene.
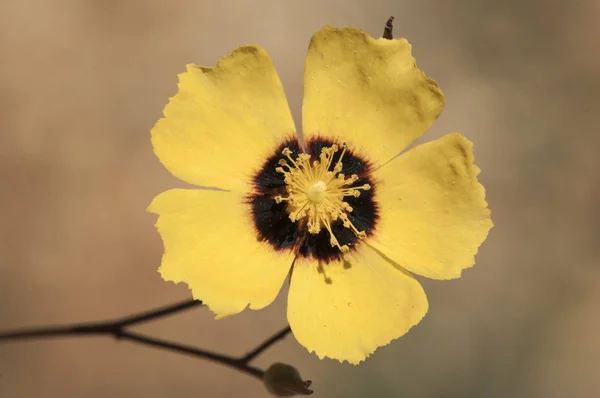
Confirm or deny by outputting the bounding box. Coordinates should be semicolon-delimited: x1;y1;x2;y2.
148;25;493;364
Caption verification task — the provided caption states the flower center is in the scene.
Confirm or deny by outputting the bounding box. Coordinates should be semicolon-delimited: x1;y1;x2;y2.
307;181;327;203
274;144;371;252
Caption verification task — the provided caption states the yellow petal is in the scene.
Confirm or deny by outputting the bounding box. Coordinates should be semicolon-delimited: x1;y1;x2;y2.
302;26;444;165
370;133;493;280
148;189;294;317
287;245;428;364
151;46;296;191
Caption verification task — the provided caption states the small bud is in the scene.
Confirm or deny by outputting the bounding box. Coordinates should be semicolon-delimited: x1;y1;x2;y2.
263;363;314;397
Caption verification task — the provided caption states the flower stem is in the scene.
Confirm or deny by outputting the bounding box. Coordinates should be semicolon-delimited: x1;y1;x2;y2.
0;298;292;381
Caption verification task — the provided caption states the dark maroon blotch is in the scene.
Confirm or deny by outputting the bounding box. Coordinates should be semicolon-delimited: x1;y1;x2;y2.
246;136;379;263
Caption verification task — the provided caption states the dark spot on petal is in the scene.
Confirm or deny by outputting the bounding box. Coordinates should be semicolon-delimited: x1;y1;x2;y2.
252;137;301;193
247;137;301;250
342;259;352;269
250;197;298;249
317;263;333;285
449;162;458;177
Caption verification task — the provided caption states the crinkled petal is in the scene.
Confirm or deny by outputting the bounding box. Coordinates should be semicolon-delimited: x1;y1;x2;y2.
151;46;296;191
302;26;444;165
370;133;493;280
148;189;294;317
287;245;428;364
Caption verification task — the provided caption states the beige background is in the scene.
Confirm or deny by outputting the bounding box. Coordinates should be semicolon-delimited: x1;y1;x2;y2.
1;0;599;397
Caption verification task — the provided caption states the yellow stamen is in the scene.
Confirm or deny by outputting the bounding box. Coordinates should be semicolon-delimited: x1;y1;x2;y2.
275;144;370;252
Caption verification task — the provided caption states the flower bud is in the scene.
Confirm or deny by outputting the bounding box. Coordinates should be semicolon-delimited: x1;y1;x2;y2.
263;362;314;397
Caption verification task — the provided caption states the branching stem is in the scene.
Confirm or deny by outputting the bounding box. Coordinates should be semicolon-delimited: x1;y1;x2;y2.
0;298;292;380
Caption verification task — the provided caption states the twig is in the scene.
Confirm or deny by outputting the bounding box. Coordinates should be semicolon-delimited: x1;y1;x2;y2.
383;16;395;39
119;330;264;379
116;297;202;327
241;326;292;363
0;298;292;380
0;298;202;341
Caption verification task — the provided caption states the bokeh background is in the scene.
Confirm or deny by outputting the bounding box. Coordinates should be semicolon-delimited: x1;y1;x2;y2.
1;0;599;397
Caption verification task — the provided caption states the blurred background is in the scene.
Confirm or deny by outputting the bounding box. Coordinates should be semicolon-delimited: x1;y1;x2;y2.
1;0;598;397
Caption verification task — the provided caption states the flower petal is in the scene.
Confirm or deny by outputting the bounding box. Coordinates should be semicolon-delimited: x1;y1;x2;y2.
287;245;428;364
151;46;296;191
370;133;493;280
148;189;294;317
302;26;444;165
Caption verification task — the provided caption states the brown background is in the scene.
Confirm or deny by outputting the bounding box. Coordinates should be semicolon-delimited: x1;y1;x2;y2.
1;0;599;397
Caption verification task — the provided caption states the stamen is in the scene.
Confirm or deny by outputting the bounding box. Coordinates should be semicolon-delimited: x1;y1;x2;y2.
333;143;347;173
275;143;369;253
